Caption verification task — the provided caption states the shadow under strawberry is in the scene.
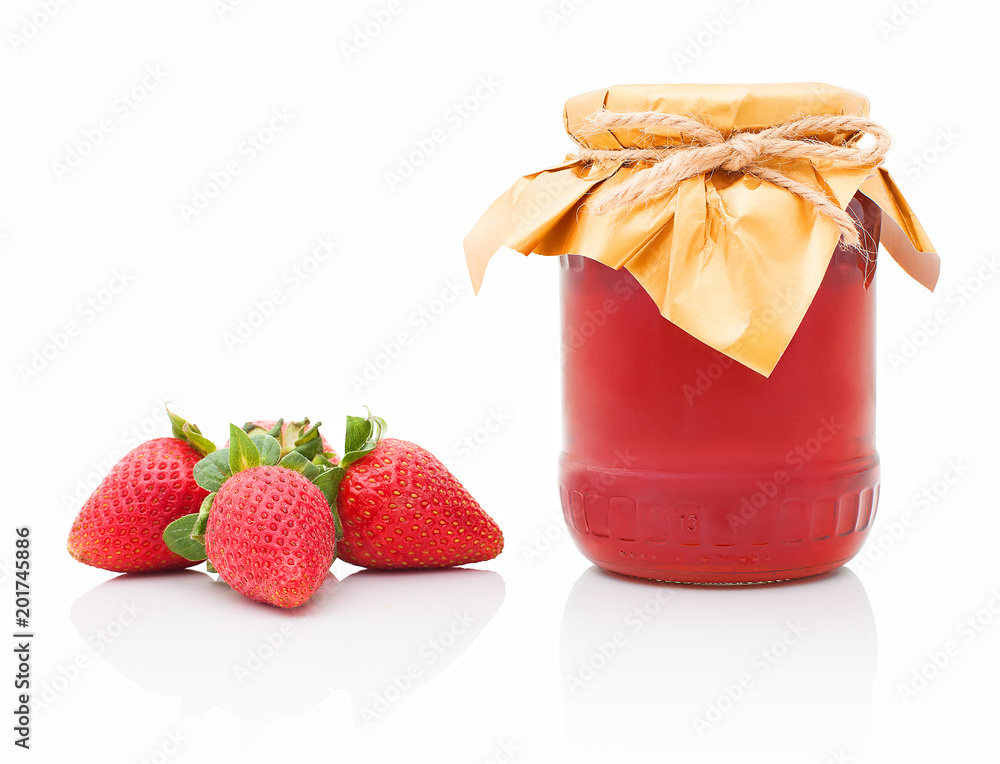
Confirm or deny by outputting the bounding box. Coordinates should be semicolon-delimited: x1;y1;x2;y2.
70;567;342;737
331;567;506;725
70;564;504;736
70;570;222;698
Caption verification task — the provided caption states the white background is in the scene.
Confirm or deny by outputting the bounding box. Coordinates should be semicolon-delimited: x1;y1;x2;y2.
3;0;997;762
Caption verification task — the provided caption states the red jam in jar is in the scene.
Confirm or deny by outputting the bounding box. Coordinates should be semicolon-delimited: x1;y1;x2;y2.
558;194;882;583
464;83;939;585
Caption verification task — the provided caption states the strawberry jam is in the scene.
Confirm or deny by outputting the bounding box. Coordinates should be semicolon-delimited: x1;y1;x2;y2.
558;194;881;583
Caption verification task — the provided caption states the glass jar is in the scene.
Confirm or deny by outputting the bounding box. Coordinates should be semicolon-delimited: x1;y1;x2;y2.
464;83;939;585
558;194;881;583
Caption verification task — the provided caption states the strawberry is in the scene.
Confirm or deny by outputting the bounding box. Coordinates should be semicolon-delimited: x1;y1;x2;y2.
206;466;336;608
163;425;341;608
236;418;338;462
67;408;216;573
331;413;503;569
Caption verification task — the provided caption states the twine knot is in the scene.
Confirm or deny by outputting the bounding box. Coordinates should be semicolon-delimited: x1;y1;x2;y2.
573;111;891;248
721;132;765;172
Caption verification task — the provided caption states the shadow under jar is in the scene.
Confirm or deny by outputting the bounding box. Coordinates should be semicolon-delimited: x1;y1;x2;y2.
558;193;882;584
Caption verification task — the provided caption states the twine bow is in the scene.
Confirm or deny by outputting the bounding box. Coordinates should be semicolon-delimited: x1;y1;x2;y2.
573;111;891;248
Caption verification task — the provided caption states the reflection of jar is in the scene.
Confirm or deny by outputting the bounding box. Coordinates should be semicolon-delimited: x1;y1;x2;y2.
560;567;877;761
464;83;939;584
559;195;881;583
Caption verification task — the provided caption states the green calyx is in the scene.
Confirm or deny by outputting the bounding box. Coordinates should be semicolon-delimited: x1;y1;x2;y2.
241;418;334;462
341;409;386;469
166;405;216;457
162;513;206;561
317;408;388;516
162;423;346;564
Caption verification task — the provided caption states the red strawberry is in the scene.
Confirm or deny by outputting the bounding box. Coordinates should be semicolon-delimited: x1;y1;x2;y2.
68;409;216;573
206;465;336;608
236;418;338;462
333;414;503;569
164;424;340;608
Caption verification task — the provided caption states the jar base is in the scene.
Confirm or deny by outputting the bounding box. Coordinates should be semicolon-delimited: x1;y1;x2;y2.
582;555;854;585
559;455;879;585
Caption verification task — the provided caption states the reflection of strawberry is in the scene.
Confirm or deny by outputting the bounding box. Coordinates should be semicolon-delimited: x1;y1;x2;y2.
67;409;215;573
334;568;504;724
164;425;340;608
70;566;504;733
69;570;221;699
331;413;503;569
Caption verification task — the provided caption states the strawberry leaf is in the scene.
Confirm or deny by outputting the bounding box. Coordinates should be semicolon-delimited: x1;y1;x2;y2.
339;410;387;470
163;513;207;561
193;449;231;492
313;453;337;469
344;415;372;454
278;451;322;481
251;434;281;466
229;424;261;474
166;405;216;456
292;421;326;460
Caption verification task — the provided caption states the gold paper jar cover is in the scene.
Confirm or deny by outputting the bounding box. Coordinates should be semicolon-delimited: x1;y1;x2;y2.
564;82;870;146
464;82;940;376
